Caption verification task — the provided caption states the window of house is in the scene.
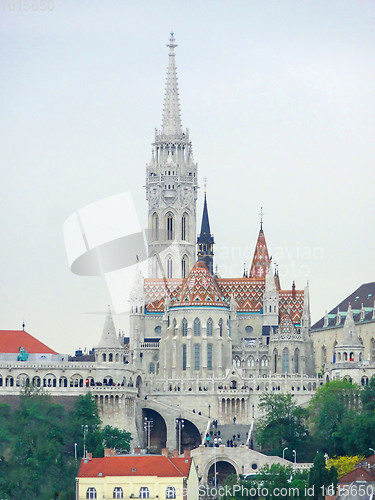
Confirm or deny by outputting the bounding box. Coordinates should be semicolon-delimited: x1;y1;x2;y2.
113;487;124;499
167;213;174;240
166;486;176;499
86;488;97;499
139;487;149;499
182;344;187;371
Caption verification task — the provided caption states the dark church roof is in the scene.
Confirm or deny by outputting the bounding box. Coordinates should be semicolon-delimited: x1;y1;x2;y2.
312;282;375;330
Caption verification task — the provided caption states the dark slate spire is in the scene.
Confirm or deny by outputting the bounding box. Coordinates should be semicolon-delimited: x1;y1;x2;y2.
197;191;215;274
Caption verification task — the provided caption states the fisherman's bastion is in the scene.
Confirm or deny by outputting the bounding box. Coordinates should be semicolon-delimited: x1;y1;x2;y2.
1;35;375;469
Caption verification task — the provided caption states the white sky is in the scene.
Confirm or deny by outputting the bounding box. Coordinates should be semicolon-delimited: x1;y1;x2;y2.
1;0;374;354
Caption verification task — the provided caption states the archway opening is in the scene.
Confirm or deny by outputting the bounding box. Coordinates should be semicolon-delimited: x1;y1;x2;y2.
208;460;237;486
142;408;167;454
179;419;201;451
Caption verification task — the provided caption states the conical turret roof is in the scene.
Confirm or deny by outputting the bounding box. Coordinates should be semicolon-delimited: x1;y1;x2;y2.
249;226;271;279
96;307;122;349
162;33;182;136
171;261;229;308
338;304;362;347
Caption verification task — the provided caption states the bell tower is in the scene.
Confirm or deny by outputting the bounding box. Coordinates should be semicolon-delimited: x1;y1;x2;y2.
145;33;198;279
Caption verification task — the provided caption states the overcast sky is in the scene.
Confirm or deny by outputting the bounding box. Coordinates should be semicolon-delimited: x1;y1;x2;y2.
1;0;374;354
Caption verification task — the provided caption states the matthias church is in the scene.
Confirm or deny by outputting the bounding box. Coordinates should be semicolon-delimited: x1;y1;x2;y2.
0;35;374;454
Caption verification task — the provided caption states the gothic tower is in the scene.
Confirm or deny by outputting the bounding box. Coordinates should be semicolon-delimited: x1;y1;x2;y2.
145;34;198;279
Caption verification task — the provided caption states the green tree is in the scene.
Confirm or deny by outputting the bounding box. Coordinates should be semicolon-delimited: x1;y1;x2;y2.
307;380;359;455
5;386;76;499
70;393;103;458
336;411;375;455
102;425;132;453
308;453;337;500
256;393;310;460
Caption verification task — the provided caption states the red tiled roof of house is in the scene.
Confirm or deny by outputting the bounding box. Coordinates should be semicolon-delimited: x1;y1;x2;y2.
0;330;57;354
77;455;192;478
339;466;375;484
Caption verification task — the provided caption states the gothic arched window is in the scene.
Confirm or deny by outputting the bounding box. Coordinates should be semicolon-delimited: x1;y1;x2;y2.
207;318;213;336
152;212;159;241
294;348;299;373
182;318;188;336
194;318;201;336
283;348;289;373
182;344;187;371
207;344;213;370
166;212;174;240
167;256;173;278
181;213;188;241
181;255;188;278
194;344;200;370
218;318;223;337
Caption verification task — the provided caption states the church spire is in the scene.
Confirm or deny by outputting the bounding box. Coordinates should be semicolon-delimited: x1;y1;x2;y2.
249;221;270;279
162;32;182;136
197;191;214;274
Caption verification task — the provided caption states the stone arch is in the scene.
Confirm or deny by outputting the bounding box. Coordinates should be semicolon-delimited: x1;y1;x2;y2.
203;456;240;485
43;373;57;387
142;408;167;453
136;375;143;397
152;212;159;241
181;212;189;241
179;418;201;451
16;373;30;387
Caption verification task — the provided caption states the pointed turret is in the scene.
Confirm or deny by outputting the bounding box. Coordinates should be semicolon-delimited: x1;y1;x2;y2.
262;261;279;327
341;304;361;346
334;303;364;364
96;306;122;349
197;191;214;274
162;33;182;136
249;224;270;279
301;282;311;330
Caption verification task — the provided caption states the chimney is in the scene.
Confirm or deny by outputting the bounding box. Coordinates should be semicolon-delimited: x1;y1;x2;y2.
183;449;191;458
86;453;92;460
161;448;169;457
173;450;179;458
104;448;116;457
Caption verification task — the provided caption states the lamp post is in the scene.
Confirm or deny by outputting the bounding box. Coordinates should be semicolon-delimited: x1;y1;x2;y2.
81;425;88;458
143;417;153;453
176;418;184;455
293;449;297;465
283;447;288;460
208;404;211;418
74;443;77;461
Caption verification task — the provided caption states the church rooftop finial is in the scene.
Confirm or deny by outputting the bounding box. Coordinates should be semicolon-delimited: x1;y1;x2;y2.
259;206;264;230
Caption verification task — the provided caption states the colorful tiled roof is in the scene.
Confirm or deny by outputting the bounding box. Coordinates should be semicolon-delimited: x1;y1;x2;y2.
249;228;270;279
77;455;191;478
171;261;229;309
0;330;57;354
144;277;304;322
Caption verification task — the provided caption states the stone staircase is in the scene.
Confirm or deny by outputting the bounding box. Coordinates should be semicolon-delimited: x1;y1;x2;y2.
208;423;249;447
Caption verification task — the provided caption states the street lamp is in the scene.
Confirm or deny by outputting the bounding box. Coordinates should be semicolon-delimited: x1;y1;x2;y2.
369;448;375;455
176;418;184;455
144;417;153;453
81;425;88;458
74;443;77;461
283;447;288;460
208;404;211;418
292;449;297;465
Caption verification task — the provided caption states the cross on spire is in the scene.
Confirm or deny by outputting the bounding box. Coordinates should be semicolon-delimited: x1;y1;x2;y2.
203;177;207;194
259;206;264;230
